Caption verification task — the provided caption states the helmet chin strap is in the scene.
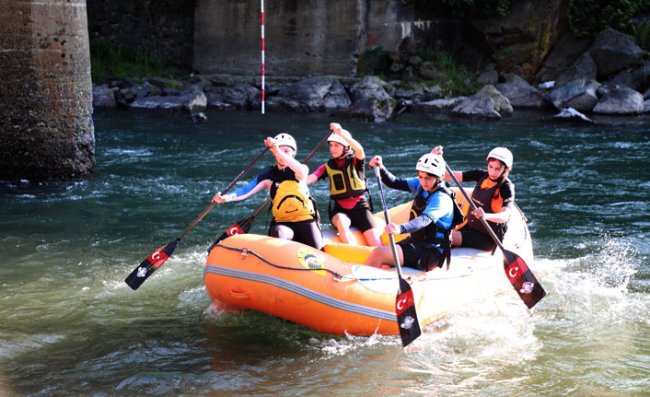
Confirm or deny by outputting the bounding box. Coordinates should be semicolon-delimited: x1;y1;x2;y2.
335;148;352;160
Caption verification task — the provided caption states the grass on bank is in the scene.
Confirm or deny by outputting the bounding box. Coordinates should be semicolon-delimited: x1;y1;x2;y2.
357;46;479;97
90;38;178;84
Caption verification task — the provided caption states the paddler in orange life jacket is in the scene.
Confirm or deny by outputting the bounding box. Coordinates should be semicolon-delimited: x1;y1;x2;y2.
364;153;456;271
306;123;382;246
432;145;514;251
212;133;322;250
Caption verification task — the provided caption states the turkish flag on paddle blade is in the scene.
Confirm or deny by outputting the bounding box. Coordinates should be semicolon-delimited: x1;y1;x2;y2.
124;239;178;290
503;250;546;309
395;277;422;347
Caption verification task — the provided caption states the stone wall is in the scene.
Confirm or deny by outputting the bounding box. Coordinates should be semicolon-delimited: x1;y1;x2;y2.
87;0;195;69
193;0;418;76
0;0;95;181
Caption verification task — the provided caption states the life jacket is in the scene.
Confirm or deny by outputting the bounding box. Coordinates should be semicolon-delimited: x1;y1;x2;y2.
466;174;508;239
271;179;316;223
409;184;464;269
325;155;367;201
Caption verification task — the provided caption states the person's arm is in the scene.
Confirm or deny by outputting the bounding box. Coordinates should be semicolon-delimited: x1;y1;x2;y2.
306;163;327;185
397;216;433;234
431;145;463;182
474;181;514;224
477;206;511;224
368;155;409;191
399;191;453;233
212;173;272;203
266;137;309;181
330;122;365;160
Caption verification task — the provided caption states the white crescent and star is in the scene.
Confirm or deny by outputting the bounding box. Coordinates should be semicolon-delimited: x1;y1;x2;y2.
396;297;408;311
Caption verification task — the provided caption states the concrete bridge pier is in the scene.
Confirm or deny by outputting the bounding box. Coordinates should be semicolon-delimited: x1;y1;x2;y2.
0;0;94;182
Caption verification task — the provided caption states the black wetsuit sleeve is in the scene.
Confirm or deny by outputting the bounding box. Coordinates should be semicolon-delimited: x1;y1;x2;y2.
380;167;409;191
399;215;433;234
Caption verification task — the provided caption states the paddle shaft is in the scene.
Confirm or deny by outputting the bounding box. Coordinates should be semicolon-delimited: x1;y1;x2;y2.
444;164;507;251
373;166;405;279
176;147;269;241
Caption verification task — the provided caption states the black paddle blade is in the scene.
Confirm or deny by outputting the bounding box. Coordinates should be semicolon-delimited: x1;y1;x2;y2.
125;239;178;290
502;249;546;309
395;277;422;347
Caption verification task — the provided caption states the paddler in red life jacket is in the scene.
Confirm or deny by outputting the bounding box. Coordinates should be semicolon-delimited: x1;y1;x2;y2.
364;153;456;271
432;145;514;251
307;122;382;246
212;133;322;250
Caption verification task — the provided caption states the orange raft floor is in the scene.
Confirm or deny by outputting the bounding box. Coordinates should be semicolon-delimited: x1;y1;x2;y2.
204;188;534;336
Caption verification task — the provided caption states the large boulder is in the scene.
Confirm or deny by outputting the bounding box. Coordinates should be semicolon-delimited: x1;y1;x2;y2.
536;30;593;84
206;82;259;109
546;79;601;112
92;84;117;108
348;76;395;123
589;28;645;79
593;85;644;115
451;85;513;119
554;53;598;88
271;76;351;112
495;74;548;108
130;90;207;113
606;60;650;93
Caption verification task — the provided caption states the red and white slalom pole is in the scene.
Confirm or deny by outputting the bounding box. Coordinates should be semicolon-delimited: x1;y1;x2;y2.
260;0;265;114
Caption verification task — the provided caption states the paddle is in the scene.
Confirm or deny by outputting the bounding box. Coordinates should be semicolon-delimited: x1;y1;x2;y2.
443;162;546;309
209;130;331;247
373;166;422;347
124;147;269;290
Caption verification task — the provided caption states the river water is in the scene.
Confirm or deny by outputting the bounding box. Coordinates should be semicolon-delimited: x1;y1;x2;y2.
1;110;648;396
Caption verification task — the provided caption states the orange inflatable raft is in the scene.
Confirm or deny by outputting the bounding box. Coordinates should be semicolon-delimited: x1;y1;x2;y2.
204;188;534;336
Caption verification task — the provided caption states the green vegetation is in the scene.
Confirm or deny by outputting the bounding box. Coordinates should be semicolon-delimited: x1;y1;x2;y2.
631;20;650;52
426;51;480;97
567;0;650;38
90;38;176;83
357;47;479;97
409;0;650;42
356;46;391;80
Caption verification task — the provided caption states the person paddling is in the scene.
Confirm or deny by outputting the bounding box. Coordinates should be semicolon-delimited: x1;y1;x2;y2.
307;122;382;246
364;153;456;271
212;133;322;249
432;145;514;251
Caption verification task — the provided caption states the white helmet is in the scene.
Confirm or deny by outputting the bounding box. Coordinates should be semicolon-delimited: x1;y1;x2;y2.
486;147;513;169
274;133;297;152
327;131;349;147
415;153;445;177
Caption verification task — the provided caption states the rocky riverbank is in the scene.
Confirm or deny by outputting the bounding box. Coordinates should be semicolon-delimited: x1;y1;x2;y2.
93;28;650;123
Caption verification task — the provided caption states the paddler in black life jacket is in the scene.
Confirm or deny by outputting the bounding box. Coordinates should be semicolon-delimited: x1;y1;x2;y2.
432;145;514;251
212;133;322;249
307;122;382;246
363;153;455;271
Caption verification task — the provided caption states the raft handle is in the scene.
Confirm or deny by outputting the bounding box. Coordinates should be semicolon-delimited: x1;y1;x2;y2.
229;289;250;300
